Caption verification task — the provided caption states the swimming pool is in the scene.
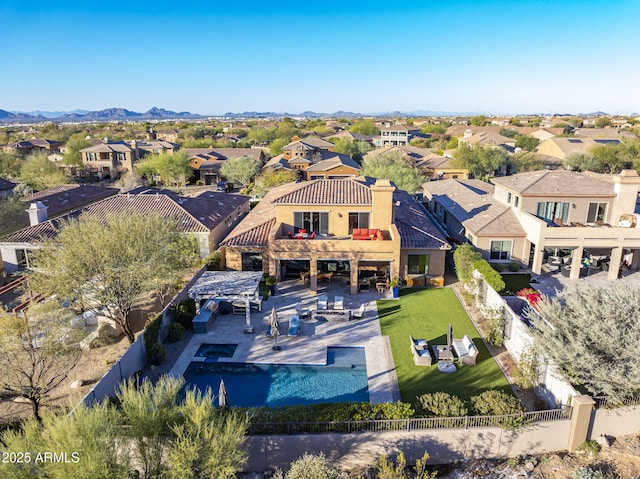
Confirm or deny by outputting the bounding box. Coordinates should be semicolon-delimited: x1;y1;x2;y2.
182;347;369;407
195;343;238;362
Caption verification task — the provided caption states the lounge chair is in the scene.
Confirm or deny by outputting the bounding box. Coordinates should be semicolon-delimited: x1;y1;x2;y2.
334;296;344;310
287;314;300;337
317;295;328;310
295;302;310;318
352;303;365;319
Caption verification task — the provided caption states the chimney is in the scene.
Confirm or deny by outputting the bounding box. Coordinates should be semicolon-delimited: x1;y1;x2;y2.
464;129;473;138
370;178;396;229
27;201;49;226
611;169;640;224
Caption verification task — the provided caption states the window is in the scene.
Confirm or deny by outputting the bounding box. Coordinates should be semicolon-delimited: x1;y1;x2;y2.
507;192;512;203
514;196;519;207
348;212;370;232
15;249;31;269
490;240;512;260
241;252;263;271
587;202;607;223
536;201;570;224
407;254;430;274
294;211;329;234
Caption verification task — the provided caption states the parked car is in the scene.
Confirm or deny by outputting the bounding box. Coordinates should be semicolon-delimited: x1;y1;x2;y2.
216;181;233;192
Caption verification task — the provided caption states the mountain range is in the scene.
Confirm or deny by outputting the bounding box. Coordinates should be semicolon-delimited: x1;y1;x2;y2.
0;107;204;124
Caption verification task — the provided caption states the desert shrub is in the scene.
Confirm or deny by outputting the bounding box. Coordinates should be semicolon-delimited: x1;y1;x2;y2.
144;314;163;352
148;343;165;366
167;322;185;342
177;299;196;329
203;251;222;271
471;390;527;430
577;439;601;457
417;392;468;417
572;466;616;479
371;401;415;420
274;452;341;479
508;261;520;272
515;346;540;391
375;451;435;479
484;307;505;347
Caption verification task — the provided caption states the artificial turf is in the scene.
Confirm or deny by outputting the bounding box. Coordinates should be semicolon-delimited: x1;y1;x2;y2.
377;287;512;406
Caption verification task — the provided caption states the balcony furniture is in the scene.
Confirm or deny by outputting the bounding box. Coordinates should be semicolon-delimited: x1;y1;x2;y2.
300;271;310;283
312;309;351;322
432;344;454;363
452;335;479;366
359;279;371;292
288;231;294;239
410;334;432;366
317;295;328;310
232;301;247;315
376;278;389;292
250;297;263;311
317;271;333;282
287;314;300;337
352;303;365;319
352;228;384;240
295;302;310;318
333;296;344;310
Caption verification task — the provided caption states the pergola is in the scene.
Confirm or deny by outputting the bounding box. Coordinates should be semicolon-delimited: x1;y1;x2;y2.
187;271;264;333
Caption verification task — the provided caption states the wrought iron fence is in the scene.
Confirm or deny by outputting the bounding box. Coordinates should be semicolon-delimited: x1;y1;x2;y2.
248;407;572;435
593;394;640;409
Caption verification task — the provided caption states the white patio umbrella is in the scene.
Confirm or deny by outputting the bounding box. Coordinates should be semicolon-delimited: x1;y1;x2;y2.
447;323;453;352
218;379;228;409
271;307;281;351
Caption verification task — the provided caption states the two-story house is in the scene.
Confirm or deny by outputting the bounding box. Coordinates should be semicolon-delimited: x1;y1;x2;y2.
376;125;410;147
222;178;451;294
423;169;640;280
457;130;516;152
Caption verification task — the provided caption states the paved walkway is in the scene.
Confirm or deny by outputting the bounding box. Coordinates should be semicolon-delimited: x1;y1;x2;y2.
532;266;640;297
169;278;401;404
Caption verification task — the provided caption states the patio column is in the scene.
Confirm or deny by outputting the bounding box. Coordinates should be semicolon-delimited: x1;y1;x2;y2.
608;246;623;280
530;242;544;275
310;257;318;293
350;258;358;295
570;246;583;280
244;297;253;333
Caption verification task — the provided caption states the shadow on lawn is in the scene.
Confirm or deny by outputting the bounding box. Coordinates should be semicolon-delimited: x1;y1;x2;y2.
376;304;401;319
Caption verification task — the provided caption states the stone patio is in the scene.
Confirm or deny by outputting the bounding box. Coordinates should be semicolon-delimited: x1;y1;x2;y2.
169;278;400;404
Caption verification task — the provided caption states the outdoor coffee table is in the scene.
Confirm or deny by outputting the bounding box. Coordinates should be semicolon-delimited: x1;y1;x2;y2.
432;345;454;362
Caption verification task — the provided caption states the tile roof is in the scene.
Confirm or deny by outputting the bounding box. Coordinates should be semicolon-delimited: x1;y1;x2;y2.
273;178;372;205
22;184;119;218
424;179;526;237
536;137;622;158
305;154;360;172
491;169;615;196
393;190;450;249
2;189;249;243
283;137;335;151
221;218;275;247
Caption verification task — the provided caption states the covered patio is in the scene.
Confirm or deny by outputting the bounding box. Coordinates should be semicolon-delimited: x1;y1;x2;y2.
187;271;264;333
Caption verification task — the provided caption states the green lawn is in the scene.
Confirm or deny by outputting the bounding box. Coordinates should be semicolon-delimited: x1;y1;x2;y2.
377;288;511;406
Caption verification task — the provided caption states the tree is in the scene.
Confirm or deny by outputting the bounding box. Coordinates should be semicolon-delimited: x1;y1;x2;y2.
452;145;509;179
469;115;487;126
328;137;372;162
253;168;298;197
509;151;545;173
591;144;626;173
349;119;379;135
563;152;600;172
595;117;612;128
514;134;540;151
166;388;249;479
29;213;194;343
0;402;130;479
63;132;91;167
360;150;425;192
0;195;29;237
269;137;289;156
136;150;192;187
19;152;67;191
0;301;82;422
0;150;23;179
528;284;640;404
219;155;261;188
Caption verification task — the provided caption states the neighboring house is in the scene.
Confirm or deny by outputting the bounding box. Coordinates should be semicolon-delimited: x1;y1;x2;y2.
186;148;265;185
3;139;63;156
375;125;410;147
221;177;451;294
0;177;16;197
458;130;516;151
423;169;640;280
366;146;469;180
155;129;180;142
264;150;360;181
530;128;563;141
324;130;376;145
536;137;622;161
0;188;250;274
282;136;335;161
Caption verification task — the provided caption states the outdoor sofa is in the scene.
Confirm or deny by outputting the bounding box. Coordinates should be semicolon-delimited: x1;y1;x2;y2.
452;334;479;366
352;228;383;240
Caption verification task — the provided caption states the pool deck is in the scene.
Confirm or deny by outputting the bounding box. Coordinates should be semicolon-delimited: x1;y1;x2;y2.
169;278;400;404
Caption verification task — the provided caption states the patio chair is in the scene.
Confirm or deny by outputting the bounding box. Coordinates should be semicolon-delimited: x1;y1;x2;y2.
287;314;300;337
352;303;365;319
334;296;344;310
295;302;310;318
317;295;328;310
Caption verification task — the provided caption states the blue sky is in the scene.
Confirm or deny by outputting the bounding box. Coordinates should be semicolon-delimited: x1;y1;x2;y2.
2;0;639;115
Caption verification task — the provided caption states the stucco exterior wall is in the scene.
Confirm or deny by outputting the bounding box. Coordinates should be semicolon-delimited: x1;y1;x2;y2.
590;405;640;438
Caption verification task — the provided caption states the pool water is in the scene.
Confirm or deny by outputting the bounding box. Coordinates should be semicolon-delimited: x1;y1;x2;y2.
195;343;238;362
182;347;369;407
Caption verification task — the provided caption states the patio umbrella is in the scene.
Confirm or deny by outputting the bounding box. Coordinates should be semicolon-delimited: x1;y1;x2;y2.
271;307;281;351
218;379;228;409
447;323;453;352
